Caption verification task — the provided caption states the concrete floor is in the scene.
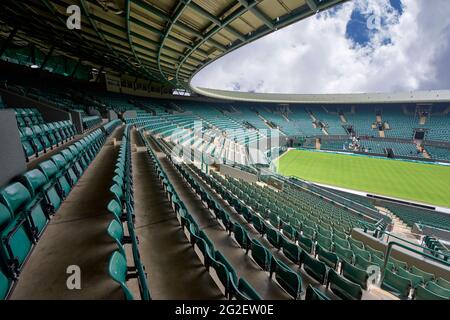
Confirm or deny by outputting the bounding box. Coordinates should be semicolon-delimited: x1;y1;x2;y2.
131;129;223;299
10;126;125;299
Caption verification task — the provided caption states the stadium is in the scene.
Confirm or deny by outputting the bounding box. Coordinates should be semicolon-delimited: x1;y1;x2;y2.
0;0;449;304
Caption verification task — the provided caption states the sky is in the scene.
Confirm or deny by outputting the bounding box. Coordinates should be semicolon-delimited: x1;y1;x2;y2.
191;0;450;94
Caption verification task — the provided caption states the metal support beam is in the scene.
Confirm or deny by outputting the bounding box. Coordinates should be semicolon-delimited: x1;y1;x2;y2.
126;0;162;82
0;28;18;58
237;0;274;29
157;0;191;84
186;1;246;41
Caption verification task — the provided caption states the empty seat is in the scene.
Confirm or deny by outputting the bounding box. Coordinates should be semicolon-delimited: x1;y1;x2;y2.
282;239;301;265
250;239;272;272
436;277;450;290
301;251;327;284
233;223;250;253
410;266;435;283
327;269;363;300
341;260;369;289
266;227;282;249
305;284;330;300
425;281;450;299
316;244;338;270
230;277;262;300
414;285;448;300
108;251;134;300
397;268;424;288
271;258;302;299
381;269;411;298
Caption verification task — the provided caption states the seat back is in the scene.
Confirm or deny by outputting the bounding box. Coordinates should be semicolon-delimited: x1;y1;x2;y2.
108;251;134;300
282;239;301;264
414;285;447;300
436;277;450;290
381;269;411;298
250;239;272;271
425;281;450;299
328;269;363;300
231;278;262;300
273;259;302;299
301;251;327;284
410;266;435;283
0;182;32;214
21;169;47;198
316;244;338;269
305;284;330;300
397;268;424;288
342;260;369;289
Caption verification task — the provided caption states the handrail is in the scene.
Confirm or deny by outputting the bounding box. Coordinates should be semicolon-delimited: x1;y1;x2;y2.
378;230;449;261
380;241;450;285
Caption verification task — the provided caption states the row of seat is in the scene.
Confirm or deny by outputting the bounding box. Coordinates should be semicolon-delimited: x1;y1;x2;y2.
106;125;151;300
0;128;108;299
19;120;76;162
14;108;44;127
142;134;262;300
82;115;102;130
187;165;450;300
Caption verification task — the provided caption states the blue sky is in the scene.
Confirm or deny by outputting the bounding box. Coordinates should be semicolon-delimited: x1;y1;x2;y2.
191;0;450;94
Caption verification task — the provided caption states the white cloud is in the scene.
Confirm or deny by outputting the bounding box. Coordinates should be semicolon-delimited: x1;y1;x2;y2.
191;0;450;94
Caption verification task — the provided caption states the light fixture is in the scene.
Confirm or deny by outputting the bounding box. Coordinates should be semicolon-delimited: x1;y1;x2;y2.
30;64;39;69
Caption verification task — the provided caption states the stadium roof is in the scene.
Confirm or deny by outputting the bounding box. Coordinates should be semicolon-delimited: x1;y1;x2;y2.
193;87;450;104
0;0;348;89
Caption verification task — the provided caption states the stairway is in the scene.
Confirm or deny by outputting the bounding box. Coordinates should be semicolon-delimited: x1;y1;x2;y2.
376;206;420;243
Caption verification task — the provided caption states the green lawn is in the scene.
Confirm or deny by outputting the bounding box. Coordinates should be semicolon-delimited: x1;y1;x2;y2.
276;149;450;208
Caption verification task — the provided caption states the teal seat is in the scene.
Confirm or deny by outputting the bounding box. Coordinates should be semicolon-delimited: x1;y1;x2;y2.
233;223;250;253
341;260;369;289
316;233;333;251
108;251;134;300
348;238;364;249
366;245;384;259
230;277;262;300
334;243;354;264
282;239;301;265
50;153;75;192
327;269;363;300
107;199;124;222
410;266;435;283
397;268;424;288
251;214;266;235
37;161;63;211
316;244;338;270
436;277;450;290
298;234;313;254
381;269;411;298
266;227;282;249
301;251;327;284
107;220;127;255
282;223;296;241
272;258;302;299
425;281;450;299
211;259;232;298
388;256;408;271
414;285;448;300
305;284;330;300
250;239;272;272
351;245;371;261
0;266;12;300
354;254;374;271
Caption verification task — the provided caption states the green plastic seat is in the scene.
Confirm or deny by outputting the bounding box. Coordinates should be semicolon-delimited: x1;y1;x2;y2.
282;239;302;265
266;227;282;249
414;285;448;300
298;234;313;254
108;251;134;300
341;260;369;289
233;223;250;253
388;257;408;271
327;269;363;300
436;277;450;290
334;243;354;264
410;266;435;283
250;239;272;272
305;284;330;300
107;220;126;255
0;266;12;300
381;269;411;299
425;281;450;299
316;244;338;270
107;199;124;222
301;251;327;285
397;268;424;288
272;258;302;299
333;234;350;249
354;254;374;271
251;214;266;235
230;277;262;300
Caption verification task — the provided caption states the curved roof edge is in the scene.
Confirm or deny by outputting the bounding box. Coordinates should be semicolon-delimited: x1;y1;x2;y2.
192;87;450;104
